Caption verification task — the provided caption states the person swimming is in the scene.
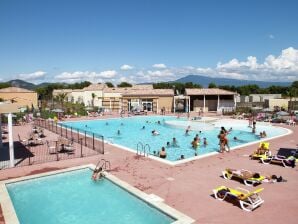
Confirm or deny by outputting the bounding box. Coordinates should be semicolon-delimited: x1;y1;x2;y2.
152;130;159;136
203;138;207;146
172;137;179;147
117;130;121;135
166;141;171;147
185;129;190;136
233;136;246;143
191;137;199;149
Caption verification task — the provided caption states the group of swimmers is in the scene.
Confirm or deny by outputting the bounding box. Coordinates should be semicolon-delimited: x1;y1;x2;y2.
259;131;267;138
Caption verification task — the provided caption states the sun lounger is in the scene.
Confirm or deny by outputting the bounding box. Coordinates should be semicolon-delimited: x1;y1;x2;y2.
18;134;29;146
222;169;266;186
260;148;298;168
250;142;271;160
213;186;264;212
46;140;57;154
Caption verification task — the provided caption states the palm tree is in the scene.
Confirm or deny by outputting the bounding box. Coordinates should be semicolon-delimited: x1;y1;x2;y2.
55;93;68;111
91;93;97;108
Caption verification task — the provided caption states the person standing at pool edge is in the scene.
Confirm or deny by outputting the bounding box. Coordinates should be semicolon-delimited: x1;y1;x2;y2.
159;147;167;159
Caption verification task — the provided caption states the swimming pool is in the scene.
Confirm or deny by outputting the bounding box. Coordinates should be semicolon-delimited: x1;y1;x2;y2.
62;116;290;162
2;165;193;224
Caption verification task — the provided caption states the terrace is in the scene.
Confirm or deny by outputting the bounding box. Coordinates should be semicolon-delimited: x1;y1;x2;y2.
0;113;297;224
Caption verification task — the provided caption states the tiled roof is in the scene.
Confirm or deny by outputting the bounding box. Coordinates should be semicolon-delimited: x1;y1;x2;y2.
0;87;35;93
103;88;127;93
185;88;237;95
83;83;106;91
123;88;174;96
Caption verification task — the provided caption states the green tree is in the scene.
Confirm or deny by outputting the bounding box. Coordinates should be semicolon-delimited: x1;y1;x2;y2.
91;92;96;107
117;82;132;87
0;82;11;89
208;82;217;88
105;82;114;88
55;93;68;111
292;81;298;89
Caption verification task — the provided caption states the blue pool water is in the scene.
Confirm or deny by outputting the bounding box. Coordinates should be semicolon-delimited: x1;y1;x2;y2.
63;116;288;161
7;169;175;224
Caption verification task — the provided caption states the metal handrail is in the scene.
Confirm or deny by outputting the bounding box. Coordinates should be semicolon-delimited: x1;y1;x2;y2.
136;142;150;157
96;159;111;171
144;144;151;156
136;142;144;155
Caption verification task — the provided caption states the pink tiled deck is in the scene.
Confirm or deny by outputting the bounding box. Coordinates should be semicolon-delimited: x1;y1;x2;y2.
0;115;297;224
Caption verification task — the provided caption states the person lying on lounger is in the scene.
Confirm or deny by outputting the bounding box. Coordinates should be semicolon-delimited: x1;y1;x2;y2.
225;168;283;183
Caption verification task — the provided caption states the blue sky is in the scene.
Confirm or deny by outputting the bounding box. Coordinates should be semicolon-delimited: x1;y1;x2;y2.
0;0;297;84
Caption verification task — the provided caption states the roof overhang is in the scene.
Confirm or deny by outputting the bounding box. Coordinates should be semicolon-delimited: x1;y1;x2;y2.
0;103;21;113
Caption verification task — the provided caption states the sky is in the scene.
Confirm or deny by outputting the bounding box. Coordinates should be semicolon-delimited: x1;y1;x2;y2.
0;0;297;84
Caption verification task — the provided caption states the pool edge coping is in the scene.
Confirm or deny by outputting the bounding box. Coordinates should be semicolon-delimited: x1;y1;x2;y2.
0;164;195;224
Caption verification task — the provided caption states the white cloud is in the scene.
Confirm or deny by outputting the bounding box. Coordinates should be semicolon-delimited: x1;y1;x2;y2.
152;63;167;69
97;70;117;78
54;70;117;83
269;34;275;39
40;47;298;84
120;64;133;70
195;47;298;81
18;71;47;81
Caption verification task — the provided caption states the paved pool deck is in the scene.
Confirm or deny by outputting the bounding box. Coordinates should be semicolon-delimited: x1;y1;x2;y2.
0;114;297;224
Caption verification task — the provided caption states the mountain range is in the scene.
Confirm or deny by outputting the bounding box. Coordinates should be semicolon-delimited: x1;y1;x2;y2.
2;75;292;90
175;75;292;88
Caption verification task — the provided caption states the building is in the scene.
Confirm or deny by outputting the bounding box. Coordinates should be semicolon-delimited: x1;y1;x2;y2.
264;98;298;110
53;84;174;113
121;87;174;113
185;88;237;113
236;94;283;109
0;87;38;109
53;83;106;107
236;94;282;103
102;85;174;113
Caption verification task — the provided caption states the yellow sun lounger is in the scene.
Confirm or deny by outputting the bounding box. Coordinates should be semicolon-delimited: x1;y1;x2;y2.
222;169;266;186
250;142;271;160
213;186;264;212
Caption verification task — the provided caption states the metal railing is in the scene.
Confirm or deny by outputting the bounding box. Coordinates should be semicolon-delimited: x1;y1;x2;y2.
95;159;111;171
0;138;100;170
33;119;104;154
136;142;151;157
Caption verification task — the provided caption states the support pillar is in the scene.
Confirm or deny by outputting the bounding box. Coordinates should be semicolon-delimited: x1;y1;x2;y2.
173;97;176;113
0;114;2;148
8;113;15;167
188;97;191;113
203;95;206;112
156;99;159;113
217;95;220;110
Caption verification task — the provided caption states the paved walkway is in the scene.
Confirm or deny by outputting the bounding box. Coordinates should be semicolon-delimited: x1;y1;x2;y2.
0;116;297;224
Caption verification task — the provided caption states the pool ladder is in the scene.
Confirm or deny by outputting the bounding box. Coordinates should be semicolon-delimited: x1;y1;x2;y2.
95;159;111;171
136;142;151;157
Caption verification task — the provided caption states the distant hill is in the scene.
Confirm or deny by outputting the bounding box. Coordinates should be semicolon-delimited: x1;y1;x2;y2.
1;75;292;91
175;75;292;88
4;80;62;90
7;79;37;90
